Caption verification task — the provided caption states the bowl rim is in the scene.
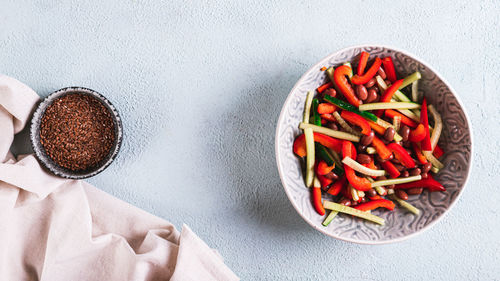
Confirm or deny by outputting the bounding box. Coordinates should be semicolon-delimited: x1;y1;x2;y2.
275;44;474;245
30;86;123;179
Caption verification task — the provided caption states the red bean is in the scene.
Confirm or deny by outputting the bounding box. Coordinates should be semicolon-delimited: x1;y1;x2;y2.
323;88;336;98
399;125;410;142
384;127;395;142
377;67;387;79
395;189;408;200
421;162;432;173
340;198;351;206
324;171;339;180
410;168;421;176
367;189;377;197
357;154;372;164
327;123;338;131
401;170;410;178
356;84;368;101
360;130;374;146
365;89;378;103
421;172;429;179
365;77;376;88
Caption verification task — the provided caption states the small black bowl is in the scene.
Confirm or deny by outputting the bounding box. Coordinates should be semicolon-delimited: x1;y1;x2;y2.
30;87;123;179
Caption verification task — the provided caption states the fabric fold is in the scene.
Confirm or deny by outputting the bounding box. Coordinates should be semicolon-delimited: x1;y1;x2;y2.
0;75;238;281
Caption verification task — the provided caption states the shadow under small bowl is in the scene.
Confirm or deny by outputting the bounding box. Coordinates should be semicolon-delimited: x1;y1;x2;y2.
30;87;123;179
275;45;473;244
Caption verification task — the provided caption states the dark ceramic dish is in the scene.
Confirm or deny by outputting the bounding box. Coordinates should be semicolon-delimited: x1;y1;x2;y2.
30;87;123;179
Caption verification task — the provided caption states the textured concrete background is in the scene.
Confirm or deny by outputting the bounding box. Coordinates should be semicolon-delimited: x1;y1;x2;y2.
1;1;499;280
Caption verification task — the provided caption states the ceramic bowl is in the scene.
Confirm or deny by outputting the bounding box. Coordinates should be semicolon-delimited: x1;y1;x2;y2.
30;87;123;179
275;45;473;244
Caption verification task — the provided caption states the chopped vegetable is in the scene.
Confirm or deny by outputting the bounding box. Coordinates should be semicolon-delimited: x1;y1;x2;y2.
371;136;393;160
342;156;386;177
350;184;360;201
430;166;440;174
412;142;428;164
381;161;401;178
355;199;395;212
333;111;360;136
357;51;370;75
311;98;321;126
303;91;315;187
412;80;419;103
400;71;422;89
317;160;335;175
371;175;422;188
333;65;360;107
320;66;327;71
385;109;419;128
393;115;401;132
433;145;444;158
323;96;377;122
327;176;346;196
340;111;372;135
312;177;325;215
317;82;333;93
389;194;420;215
379;79;405;103
299;123;360;142
322;210;339;226
342;141;372;191
366;147;377;154
381;57;397;82
393;175;445;192
409;124;426;142
387;143;416;168
419;98;432;151
359;102;421;111
317;103;337;114
323;200;385;225
351;57;382;85
316;143;335;167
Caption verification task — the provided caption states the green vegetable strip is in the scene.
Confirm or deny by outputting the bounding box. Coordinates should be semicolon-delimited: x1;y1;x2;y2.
326;67;335;82
430;166;440;174
359;102;421;111
423;105;444;169
316;143;335;166
323;200;385;225
399;71;422;89
303;91;315;188
322;210;339;226
389;194;420;215
343;62;353;78
376;75;421;116
299;123;360;142
323;95;377;122
326;148;345;176
311;98;321;126
371;175;422;188
412;80;419;103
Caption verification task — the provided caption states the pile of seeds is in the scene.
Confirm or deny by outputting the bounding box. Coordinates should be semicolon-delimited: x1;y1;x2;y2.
40;93;116;171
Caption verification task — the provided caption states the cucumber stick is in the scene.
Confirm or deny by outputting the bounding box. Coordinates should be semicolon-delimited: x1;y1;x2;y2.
311;98;321;126
371;175;422;188
400;71;421;89
389;194;420;215
322;211;339;226
323;200;385;225
299;123;360;142
316;143;344;176
303;91;315;188
323;96;377;122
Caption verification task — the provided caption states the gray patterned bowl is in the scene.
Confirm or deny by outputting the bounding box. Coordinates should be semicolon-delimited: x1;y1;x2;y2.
275;45;473;244
30;87;123;179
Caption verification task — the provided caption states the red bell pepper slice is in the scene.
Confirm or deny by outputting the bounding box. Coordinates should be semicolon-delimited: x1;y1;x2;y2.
387;143;416;168
317;160;335;175
409;124;426;142
342;141;371;191
381;57;397;83
412;142;428;164
320;113;336;122
394;175;445;192
333;65;361;107
317;82;333;93
355;199;395;212
317;173;333;191
317;103;337;114
420;98;432;151
371;136;393;160
381;161;401;178
312;187;325;215
380;79;404;103
433;145;444;158
367;119;386;135
362;158;378;179
368;194;382;200
384;110;418;128
340;110;372;135
357;51;370;75
327;176;346;196
293;133;343;157
293;134;307;157
351;57;382;85
321;118;327;125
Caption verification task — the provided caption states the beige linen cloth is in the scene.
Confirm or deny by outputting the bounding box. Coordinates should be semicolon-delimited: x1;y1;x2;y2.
0;75;239;281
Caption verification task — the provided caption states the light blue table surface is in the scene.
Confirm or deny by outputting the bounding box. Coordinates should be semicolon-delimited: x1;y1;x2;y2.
1;1;499;280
